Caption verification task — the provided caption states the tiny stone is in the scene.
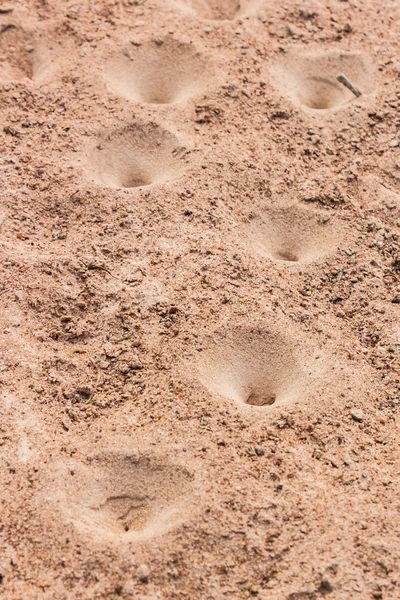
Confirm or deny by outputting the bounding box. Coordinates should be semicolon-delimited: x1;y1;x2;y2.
319;579;333;593
130;361;143;370
103;342;118;358
287;24;301;36
254;446;265;456
249;585;259;595
137;564;150;583
351;409;364;423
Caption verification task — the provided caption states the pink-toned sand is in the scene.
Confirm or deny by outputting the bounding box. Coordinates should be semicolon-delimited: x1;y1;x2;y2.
0;1;399;598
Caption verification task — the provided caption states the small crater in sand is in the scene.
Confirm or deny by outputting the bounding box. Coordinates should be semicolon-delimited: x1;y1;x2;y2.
0;24;53;83
52;452;192;542
104;39;210;105
85;123;189;189
179;0;260;20
196;328;307;409
241;205;343;265
272;51;375;111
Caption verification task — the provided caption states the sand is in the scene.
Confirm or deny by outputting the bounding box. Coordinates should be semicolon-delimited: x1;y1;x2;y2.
0;0;399;598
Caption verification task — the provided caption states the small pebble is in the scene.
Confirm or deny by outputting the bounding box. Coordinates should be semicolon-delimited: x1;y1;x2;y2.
351;409;364;423
130;361;143;370
137;564;150;583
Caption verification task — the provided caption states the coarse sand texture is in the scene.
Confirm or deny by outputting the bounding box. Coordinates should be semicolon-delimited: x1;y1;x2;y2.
0;0;399;599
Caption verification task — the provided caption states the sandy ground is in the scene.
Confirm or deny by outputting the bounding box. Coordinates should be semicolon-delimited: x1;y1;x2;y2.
0;0;400;598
